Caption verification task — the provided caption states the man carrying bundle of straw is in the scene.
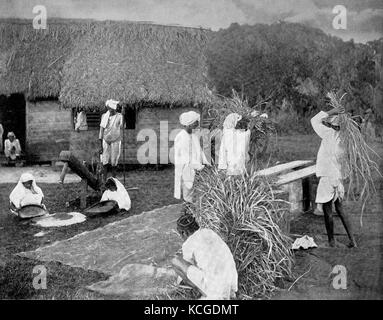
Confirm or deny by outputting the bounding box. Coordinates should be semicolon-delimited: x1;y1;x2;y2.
171;214;238;300
218;113;251;175
311;105;357;248
174;111;209;204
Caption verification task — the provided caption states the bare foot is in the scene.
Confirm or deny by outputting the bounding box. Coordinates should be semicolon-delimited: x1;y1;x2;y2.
328;240;346;248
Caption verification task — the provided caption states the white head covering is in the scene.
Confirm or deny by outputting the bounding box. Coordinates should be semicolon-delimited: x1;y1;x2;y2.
10;173;44;209
101;177;131;211
260;113;268;119
223;113;242;129
105;99;119;110
7;131;15;138
179;111;200;126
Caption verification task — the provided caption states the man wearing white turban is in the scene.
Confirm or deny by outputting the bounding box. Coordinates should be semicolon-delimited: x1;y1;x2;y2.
174;111;209;203
99;99;123;179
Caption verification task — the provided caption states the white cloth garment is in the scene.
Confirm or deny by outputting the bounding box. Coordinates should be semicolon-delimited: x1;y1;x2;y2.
75;111;88;131
10;173;44;209
101;140;121;166
0;124;3;151
4;138;21;159
218;129;250;175
316;176;345;204
101;178;131;211
174;129;208;202
311;111;346;204
311;111;344;180
179;111;200;126
182;228;238;300
100;111;123;166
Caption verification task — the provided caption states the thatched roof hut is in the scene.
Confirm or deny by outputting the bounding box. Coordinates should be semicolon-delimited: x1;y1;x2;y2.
0;19;212;107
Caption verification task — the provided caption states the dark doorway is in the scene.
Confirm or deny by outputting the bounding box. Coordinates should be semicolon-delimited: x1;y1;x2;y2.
0;93;26;152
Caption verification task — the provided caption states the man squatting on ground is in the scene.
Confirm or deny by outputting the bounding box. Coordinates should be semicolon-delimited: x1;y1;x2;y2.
171;214;238;300
99;99;123;180
174;111;209;204
311;105;357;248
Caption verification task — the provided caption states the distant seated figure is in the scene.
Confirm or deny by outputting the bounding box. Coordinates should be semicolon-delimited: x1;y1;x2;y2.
171;214;238;300
4;132;21;161
101;177;131;212
9;173;44;212
74;108;88;132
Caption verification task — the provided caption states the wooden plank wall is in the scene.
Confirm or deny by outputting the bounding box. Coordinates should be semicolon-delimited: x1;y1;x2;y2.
26;100;72;162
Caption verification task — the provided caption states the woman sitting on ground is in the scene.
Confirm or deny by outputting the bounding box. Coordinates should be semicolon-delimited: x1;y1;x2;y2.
101;177;131;212
9;173;45;213
171;213;238;300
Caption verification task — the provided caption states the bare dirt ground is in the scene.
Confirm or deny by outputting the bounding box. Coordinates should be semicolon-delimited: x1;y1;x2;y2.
0;166;81;184
0;135;381;300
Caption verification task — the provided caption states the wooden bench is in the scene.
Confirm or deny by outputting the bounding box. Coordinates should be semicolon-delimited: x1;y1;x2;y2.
259;160;316;216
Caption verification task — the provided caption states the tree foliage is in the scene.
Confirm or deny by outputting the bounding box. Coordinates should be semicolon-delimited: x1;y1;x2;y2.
207;22;382;119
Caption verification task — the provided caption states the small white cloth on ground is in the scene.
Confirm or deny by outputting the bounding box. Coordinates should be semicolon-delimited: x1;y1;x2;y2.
101;178;131;211
292;235;318;250
182;228;238;300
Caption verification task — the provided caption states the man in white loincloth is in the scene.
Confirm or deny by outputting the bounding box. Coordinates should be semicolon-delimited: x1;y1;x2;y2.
171;214;238;300
311;105;357;248
174;111;209;204
99;99;123;180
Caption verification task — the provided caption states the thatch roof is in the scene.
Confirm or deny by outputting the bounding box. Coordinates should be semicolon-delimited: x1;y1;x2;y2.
0;19;212;108
60;21;211;109
0;19;87;100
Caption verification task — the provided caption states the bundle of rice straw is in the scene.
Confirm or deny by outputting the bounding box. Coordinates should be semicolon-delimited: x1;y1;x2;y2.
190;166;294;299
327;91;382;226
207;90;274;138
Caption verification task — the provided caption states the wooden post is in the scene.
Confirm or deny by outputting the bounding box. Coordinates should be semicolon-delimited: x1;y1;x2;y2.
59;150;100;190
122;104;126;186
80;179;88;209
59;162;69;183
302;176;312;213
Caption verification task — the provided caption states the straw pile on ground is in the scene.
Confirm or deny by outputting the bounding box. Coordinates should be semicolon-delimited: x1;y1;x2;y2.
327;91;382;225
189;166;294;299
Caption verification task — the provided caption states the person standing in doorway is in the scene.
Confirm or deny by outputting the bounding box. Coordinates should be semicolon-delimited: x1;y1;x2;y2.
99;99;123;180
4;132;21;162
0;120;3;154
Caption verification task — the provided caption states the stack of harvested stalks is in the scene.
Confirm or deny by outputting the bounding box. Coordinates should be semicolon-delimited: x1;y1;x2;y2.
190;166;294;299
327;91;382;226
